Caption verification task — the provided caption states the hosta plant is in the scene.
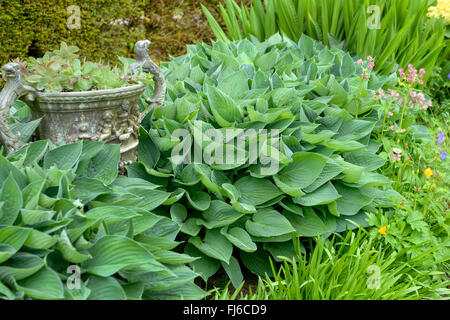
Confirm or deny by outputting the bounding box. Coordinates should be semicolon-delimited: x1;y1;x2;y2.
130;34;403;286
11;42;151;93
0;136;206;300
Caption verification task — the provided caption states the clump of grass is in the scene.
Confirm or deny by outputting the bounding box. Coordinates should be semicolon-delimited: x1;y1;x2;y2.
212;230;449;300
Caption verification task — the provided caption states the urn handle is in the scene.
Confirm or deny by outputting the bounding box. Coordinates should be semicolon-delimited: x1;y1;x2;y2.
0;62;36;154
130;40;166;122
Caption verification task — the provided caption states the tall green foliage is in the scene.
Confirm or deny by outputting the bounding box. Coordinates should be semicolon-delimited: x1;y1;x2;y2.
202;0;447;75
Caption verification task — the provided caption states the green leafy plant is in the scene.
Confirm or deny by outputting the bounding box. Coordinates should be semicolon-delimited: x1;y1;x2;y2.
212;229;449;300
202;0;448;76
0;134;206;300
131;34;405;286
13;42;152;93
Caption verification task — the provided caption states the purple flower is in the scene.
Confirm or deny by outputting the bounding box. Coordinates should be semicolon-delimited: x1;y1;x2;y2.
448;73;450;80
440;151;447;160
437;131;445;145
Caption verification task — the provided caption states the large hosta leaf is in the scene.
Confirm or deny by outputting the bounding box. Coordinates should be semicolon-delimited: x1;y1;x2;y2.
0;174;23;225
43;141;83;170
189;229;233;263
17;267;64;300
245;208;295;238
234;176;282;206
275;152;327;191
82;235;168;277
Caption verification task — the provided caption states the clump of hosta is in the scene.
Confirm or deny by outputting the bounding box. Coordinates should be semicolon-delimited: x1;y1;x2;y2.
15;42;151;93
132;34;402;284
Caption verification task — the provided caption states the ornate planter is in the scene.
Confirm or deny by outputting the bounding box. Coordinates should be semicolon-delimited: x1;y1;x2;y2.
0;40;165;169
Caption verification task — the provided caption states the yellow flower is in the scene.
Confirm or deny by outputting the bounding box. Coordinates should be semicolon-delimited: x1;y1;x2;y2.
424;167;433;179
378;226;387;235
427;0;450;22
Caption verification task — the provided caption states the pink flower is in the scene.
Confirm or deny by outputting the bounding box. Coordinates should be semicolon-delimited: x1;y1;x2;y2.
368;62;375;70
357;59;363;64
419;68;426;74
389;125;394;131
367;56;374;62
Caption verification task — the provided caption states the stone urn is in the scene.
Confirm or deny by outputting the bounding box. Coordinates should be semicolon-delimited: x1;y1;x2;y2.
0;40;165;169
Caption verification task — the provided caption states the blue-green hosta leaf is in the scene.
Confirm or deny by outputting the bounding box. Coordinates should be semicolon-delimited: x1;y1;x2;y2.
184;243;221;282
245;208;295;238
0;252;44;280
218;69;249;98
293;182;341;206
0;174;22;225
333;157;365;183
126;265;197;292
264;241;298;262
24;229;57;249
284;208;335;237
340;53;356;78
23;140;49;166
0;226;30;263
240;247;273;277
152;249;199;265
302;130;336;144
324;139;366;152
17;267;64;300
335;119;376;141
43;141;83;170
344;151;385;171
222;256;244;290
328;77;348;105
87;276;127;300
0;280;15;300
234;176;282;206
275;152;327;190
357;171;393;187
57;230;92;264
206;85;243;127
220;227;257;253
162;188;186;205
197;200;243;229
188;229;233;263
0;155;28;189
83;235;169;277
303;160;343;193
80;144;120;185
10;118;42;142
85;206;141;224
21;209;55;225
186;190;211;211
333;183;373;216
73;177;111;203
170;203;187;225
